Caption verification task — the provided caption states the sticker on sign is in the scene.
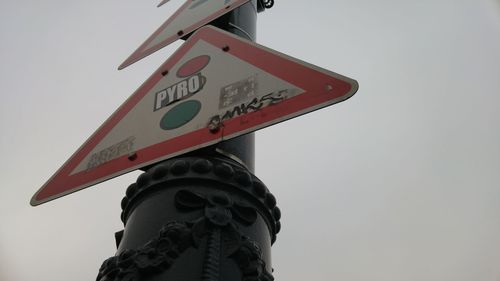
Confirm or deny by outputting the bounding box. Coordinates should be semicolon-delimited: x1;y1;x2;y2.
31;25;358;206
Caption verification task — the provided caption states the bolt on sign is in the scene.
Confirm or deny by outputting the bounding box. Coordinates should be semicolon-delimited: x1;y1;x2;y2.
119;0;254;69
31;26;358;206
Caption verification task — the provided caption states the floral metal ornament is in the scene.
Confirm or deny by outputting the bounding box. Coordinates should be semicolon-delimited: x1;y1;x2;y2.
175;190;272;281
175;189;258;227
96;222;193;281
97;190;273;281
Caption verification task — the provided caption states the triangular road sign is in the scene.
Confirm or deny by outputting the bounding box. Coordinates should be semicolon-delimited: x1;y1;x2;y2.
119;0;252;70
31;26;358;206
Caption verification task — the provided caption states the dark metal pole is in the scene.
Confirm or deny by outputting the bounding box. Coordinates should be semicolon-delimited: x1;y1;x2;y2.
96;2;280;281
209;0;259;172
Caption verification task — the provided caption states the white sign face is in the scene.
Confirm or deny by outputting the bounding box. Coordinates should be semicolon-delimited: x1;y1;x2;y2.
119;0;252;69
75;41;301;176
31;26;358;206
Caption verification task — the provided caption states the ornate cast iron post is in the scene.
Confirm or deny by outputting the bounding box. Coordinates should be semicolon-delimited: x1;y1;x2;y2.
97;1;279;280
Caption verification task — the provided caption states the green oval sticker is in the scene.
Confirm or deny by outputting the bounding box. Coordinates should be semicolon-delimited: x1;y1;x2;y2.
160;100;201;130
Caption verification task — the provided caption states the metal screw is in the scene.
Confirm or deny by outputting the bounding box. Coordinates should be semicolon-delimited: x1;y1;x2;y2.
128;152;138;161
208;121;221;133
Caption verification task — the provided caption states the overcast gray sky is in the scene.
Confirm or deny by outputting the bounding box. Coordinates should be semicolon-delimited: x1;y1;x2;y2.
1;0;500;280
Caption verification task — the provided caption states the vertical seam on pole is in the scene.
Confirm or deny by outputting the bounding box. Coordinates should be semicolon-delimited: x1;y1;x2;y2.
228;22;254;41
